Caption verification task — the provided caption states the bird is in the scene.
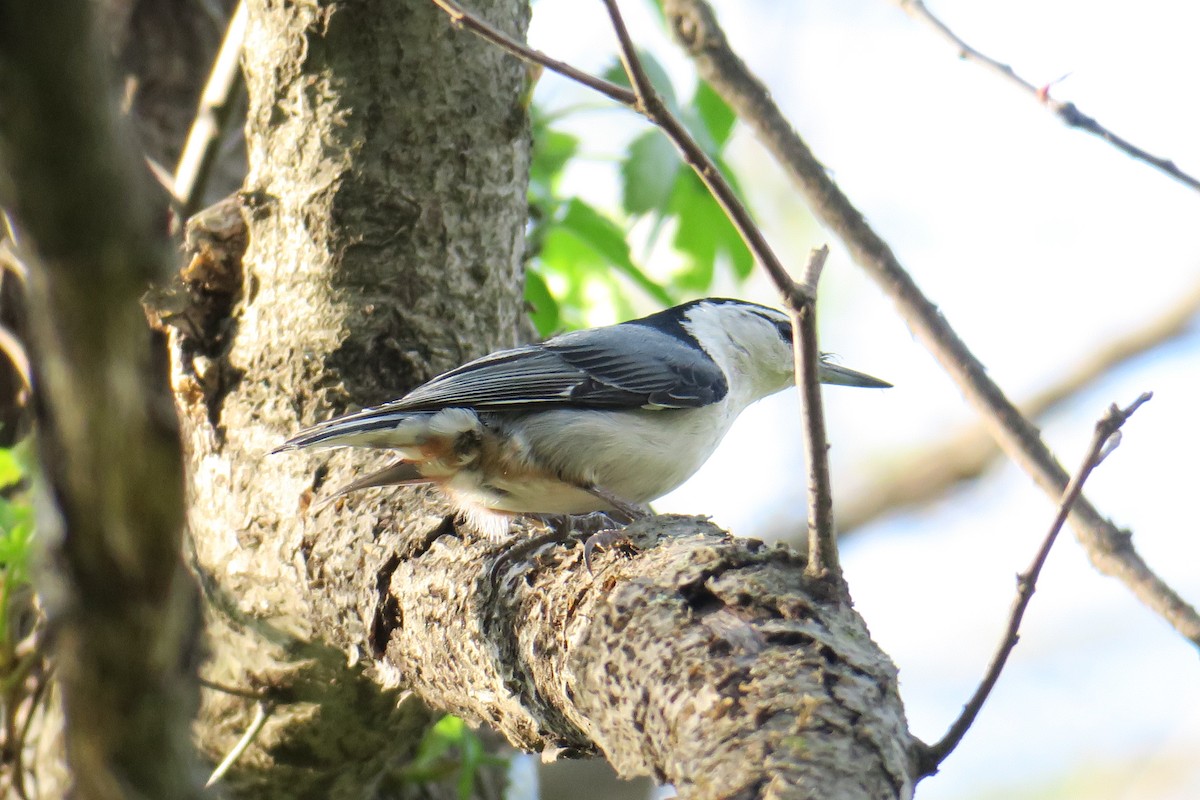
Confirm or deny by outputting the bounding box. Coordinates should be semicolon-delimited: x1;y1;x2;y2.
275;297;889;540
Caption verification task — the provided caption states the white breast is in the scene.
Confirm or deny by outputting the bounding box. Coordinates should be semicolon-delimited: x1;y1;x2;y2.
502;401;740;509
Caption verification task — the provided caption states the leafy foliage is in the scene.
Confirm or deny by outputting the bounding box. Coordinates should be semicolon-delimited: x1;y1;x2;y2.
401;714;507;799
0;443;37;793
0;445;32;651
525;56;749;335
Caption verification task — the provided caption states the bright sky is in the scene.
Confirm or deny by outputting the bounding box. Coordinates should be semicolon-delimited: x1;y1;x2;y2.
529;1;1200;798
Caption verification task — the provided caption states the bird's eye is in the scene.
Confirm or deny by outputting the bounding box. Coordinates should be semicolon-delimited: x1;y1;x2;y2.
774;319;793;343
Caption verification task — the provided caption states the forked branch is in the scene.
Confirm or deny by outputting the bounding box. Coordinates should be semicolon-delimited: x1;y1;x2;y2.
917;393;1152;773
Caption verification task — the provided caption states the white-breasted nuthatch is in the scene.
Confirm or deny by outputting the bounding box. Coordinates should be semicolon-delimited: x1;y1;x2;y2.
275;298;889;537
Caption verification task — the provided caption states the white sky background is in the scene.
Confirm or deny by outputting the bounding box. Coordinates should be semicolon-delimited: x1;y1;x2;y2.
528;1;1200;798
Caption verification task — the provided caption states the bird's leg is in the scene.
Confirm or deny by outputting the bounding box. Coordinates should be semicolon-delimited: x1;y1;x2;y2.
579;485;652;575
489;486;650;584
583;485;650;522
487;514;576;588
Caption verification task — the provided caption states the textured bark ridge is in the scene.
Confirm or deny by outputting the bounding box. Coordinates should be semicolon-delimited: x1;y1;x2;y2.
384;517;917;799
174;0;531;795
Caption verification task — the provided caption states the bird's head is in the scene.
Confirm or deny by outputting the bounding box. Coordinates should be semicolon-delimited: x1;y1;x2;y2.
679;298;890;401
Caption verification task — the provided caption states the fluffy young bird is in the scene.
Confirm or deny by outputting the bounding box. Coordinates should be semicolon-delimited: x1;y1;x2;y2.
276;298;889;537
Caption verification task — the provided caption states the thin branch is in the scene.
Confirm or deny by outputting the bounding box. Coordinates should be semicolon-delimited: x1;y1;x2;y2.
596;0;802;309
917;392;1152;774
429;0;804;309
789;246;839;583
837;279;1200;533
430;0;635;105
173;0;247;216
662;0;1200;649
204;701;272;788
197;677;274;702
895;0;1200;195
599;0;839;584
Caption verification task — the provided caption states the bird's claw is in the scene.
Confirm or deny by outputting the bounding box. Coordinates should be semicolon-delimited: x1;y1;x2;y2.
582;528;634;576
488;526;567;589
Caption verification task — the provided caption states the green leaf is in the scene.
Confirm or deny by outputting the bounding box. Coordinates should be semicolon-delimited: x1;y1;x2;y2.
555;199;674;306
0;500;33;587
620;130;680;216
0;448;22;490
524;268;561;337
456;727;483;800
530;128;579;194
667;169;753;288
602;51;678;113
694;80;737;148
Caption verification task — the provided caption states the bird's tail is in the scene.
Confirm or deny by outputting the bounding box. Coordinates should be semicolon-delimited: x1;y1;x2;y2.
276;407;487;506
272;406;480;454
315;459;432;508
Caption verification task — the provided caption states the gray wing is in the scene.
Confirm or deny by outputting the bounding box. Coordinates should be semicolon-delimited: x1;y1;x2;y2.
274;323;729;452
390;322;729;412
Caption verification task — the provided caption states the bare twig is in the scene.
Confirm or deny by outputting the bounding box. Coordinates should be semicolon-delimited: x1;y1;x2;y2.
895;0;1200;195
173;0;247;216
431;0;803;309
204;701;272;788
837;280;1200;533
597;0;803;310
197;677;273;702
787;247;839;582
596;0;841;582
917;393;1152;774
430;0;635;105
662;0;1200;648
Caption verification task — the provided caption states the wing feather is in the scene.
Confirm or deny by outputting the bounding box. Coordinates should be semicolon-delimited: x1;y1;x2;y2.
377;323;727;412
278;313;730;452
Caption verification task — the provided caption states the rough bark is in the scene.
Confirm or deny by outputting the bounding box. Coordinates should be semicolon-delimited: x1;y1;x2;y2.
176;0;530;796
0;1;201;798
386;516;917;798
172;1;918;798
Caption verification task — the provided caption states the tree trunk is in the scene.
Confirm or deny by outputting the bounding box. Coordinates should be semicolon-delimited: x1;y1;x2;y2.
178;0;530;796
0;2;201;798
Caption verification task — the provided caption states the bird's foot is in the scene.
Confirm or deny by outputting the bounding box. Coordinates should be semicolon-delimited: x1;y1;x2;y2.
488;508;645;585
581;527;639;576
487;521;572;588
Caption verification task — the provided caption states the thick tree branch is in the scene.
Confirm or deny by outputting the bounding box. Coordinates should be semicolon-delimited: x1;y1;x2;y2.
385;516;916;798
895;0;1200;195
0;1;200;798
177;0;533;795
918;393;1152;774
662;0;1200;649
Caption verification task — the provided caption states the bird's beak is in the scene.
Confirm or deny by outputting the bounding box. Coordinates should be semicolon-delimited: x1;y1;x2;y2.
816;359;892;388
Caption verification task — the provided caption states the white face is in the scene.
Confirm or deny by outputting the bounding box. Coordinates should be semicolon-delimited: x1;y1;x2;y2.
683;303;796;402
